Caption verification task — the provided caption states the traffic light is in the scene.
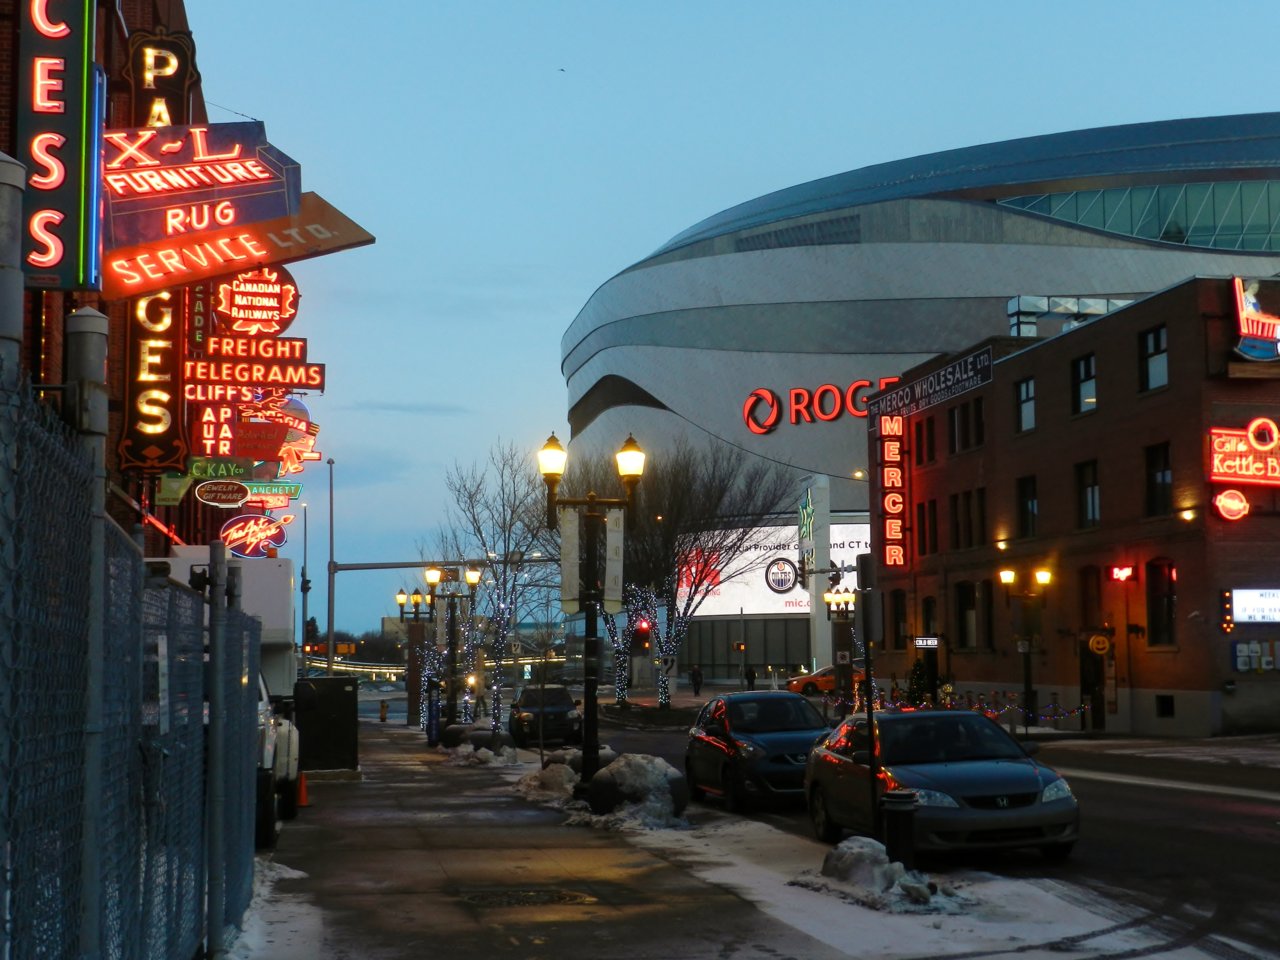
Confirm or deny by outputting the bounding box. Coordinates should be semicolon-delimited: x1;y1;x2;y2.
634;617;652;650
734;642;746;653
828;570;842;590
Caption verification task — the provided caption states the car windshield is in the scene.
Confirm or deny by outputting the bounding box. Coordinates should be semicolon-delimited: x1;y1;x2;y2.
517;688;574;709
878;713;1026;765
728;696;825;733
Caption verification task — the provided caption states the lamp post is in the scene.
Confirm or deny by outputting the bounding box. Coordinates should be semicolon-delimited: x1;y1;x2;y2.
396;584;435;737
825;578;882;837
299;502;310;679
425;564;482;727
999;566;1052;733
537;432;645;785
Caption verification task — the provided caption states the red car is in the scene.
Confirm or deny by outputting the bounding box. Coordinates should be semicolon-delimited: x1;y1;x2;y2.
786;663;864;696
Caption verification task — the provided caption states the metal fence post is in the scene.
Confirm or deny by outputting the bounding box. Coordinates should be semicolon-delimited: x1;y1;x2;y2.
206;541;229;959
66;307;109;960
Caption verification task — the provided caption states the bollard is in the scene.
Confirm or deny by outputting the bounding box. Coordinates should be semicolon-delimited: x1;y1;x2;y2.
379;700;388;723
880;789;919;869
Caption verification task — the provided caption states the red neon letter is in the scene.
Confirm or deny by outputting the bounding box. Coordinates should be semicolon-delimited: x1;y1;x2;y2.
813;384;842;421
32;57;65;112
845;380;873;417
104;130;160;168
31;0;70;37
190;127;242;162
28;132;66;189
789;388;813;424
27;209;63;267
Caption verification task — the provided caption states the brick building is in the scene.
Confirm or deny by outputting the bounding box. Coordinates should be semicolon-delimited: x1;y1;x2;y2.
867;275;1280;736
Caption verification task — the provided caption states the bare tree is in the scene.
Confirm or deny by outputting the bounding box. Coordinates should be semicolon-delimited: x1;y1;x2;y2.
440;440;559;731
567;439;794;708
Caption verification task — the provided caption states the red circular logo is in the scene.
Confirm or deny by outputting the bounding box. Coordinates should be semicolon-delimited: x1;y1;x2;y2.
743;388;780;435
1214;489;1251;521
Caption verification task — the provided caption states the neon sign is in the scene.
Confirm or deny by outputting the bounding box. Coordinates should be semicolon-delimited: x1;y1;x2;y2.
742;378;899;434
1208;417;1280;487
215;267;299;336
1214;489;1251;521
878;415;907;567
195;480;249;509
1109;566;1134;582
118;291;189;470
101;191;375;299
1232;276;1280;362
17;0;102;289
123;29;200;128
183;358;325;390
220;513;292;559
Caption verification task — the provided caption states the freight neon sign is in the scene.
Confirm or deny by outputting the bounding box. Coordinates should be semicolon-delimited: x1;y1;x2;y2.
878;415;907;568
17;0;102;289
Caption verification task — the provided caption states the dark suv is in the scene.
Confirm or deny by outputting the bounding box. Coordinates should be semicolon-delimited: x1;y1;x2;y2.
508;684;583;747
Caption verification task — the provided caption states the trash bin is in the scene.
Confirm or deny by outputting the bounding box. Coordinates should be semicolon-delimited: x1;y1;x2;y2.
881;789;918;869
294;676;359;770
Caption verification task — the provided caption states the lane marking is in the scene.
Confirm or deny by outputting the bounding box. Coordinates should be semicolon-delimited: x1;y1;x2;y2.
1055;766;1280;804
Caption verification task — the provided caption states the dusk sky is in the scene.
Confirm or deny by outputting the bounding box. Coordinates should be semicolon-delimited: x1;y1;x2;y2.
188;1;1275;634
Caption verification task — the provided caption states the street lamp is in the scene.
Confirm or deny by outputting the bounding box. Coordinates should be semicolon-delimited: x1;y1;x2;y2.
999;566;1053;733
538;432;645;786
424;564;482;728
824;577;880;838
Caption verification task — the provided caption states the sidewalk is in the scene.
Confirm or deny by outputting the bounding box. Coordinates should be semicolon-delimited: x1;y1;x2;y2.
232;717;1280;960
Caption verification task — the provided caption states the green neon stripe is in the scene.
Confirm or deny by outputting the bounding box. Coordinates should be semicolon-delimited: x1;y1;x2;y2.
77;0;94;285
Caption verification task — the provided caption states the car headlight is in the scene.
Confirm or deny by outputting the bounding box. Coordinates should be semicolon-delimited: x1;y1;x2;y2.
1041;778;1074;803
733;738;765;760
912;788;959;808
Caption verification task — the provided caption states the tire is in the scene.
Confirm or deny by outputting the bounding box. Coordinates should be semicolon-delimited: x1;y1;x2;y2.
1041;842;1074;863
278;776;299;821
685;762;706;802
802;682;819;696
255;768;278;850
721;766;746;814
810;787;843;844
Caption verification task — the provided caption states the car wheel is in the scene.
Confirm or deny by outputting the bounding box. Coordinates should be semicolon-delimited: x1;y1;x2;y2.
277;776;299;821
255;768;278;850
802;682;818;696
810;787;842;844
1041;842;1074;862
721;766;746;813
685;761;706;802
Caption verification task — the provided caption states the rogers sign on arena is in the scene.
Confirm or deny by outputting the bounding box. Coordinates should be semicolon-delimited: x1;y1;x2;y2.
683;522;871;617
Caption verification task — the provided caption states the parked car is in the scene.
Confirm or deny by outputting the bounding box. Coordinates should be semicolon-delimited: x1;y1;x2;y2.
685;691;830;811
508;684;583;747
785;662;865;696
805;708;1079;860
256;674;300;849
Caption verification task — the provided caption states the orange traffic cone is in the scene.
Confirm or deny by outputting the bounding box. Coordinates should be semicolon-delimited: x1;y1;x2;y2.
297;772;311;808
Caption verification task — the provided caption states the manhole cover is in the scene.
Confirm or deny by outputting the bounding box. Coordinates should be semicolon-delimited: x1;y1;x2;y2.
458;888;597;907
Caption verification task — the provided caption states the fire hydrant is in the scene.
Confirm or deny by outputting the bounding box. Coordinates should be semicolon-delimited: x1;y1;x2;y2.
379;700;388;722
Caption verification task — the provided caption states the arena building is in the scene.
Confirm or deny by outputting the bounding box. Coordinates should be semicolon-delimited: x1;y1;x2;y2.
563;113;1280;516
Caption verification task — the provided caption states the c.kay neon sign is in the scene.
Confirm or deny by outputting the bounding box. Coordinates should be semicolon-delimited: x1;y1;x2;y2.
743;378;900;435
17;0;102;289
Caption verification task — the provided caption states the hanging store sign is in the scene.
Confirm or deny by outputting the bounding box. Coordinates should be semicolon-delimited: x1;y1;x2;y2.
878;414;907;568
220;513;291;559
1208;417;1280;487
868;347;992;419
1232;277;1280;362
183;357;324;390
187;456;253;479
102;121;301;250
122;28;200;128
102;191;375;299
118;291;189;471
17;0;103;289
214;267;299;336
195;480;250;508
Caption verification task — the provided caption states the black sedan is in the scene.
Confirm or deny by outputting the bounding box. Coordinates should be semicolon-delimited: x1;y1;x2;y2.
805;708;1079;860
508;684;582;747
685;691;830;811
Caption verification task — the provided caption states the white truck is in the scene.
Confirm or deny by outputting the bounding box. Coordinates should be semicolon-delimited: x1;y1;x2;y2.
158;546;302;848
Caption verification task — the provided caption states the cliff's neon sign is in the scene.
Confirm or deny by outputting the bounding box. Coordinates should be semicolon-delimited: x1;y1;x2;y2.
878;415;907;567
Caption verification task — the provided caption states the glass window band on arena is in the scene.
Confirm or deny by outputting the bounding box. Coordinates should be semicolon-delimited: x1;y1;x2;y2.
999;181;1280;250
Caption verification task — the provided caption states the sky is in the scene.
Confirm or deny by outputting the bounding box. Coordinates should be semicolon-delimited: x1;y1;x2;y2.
186;1;1279;634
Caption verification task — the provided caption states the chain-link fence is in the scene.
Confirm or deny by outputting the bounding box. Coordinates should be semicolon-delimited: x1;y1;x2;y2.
1;364;262;960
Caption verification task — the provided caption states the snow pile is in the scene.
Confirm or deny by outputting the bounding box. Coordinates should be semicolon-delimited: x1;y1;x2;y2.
227;858;311;959
513;753;689;831
441;741;516;766
514;760;578;800
790;835;975;914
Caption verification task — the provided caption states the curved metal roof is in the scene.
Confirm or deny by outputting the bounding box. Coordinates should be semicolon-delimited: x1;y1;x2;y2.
652;113;1280;257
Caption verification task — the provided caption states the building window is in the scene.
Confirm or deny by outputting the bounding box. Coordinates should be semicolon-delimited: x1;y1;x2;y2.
1144;442;1173;516
948;400;985;454
976;487;986;544
980;579;995;649
1078;565;1102;629
890;589;908;650
1146;558;1177;646
1016;475;1038;538
921;596;937;636
961;489;974;547
1015;378;1035;432
973;397;985;446
949;493;960;549
1075;460;1100;528
954;581;977;649
1072;353;1097;414
1140;325;1168;391
913;418;937;465
916;502;927;554
927;499;938;554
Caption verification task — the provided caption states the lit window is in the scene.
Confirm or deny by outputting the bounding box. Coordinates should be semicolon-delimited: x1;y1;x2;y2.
1016;378;1035;432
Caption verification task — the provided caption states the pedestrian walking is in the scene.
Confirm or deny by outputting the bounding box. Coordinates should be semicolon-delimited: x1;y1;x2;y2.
744;664;757;691
471;671;489;718
690;664;704;696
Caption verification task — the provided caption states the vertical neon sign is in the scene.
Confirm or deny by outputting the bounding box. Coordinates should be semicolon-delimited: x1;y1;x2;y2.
879;414;907;567
16;0;101;289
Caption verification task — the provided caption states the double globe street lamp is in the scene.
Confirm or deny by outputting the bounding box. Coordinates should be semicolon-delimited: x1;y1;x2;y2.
396;565;482;740
537;432;644;785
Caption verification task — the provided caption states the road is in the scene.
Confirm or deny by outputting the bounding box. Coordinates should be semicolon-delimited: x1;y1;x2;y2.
599;722;1280;958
